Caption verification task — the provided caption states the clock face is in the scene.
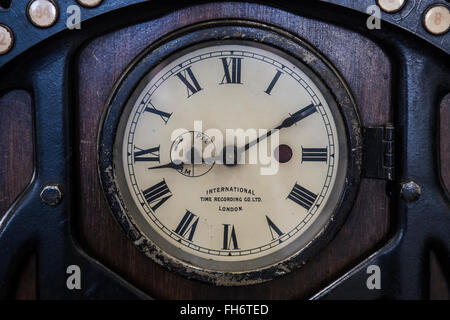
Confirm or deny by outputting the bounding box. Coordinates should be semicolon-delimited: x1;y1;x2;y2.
104;35;354;283
114;40;347;270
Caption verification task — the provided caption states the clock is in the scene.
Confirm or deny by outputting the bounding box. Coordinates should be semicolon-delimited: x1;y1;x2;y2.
99;21;362;285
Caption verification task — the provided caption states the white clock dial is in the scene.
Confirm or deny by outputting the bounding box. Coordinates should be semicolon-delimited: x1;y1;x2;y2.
113;41;348;273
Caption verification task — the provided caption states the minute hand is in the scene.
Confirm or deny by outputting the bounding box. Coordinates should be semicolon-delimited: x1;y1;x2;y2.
242;103;316;152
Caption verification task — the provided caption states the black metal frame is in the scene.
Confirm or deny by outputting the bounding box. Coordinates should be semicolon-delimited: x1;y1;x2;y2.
0;0;449;299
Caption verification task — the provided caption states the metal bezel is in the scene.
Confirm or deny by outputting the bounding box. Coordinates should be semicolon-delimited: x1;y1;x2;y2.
98;20;363;285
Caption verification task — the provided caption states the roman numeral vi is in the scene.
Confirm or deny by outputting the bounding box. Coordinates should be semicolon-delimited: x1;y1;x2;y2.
222;224;239;250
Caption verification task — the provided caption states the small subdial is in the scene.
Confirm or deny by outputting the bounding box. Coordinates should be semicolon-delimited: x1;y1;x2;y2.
169;131;216;177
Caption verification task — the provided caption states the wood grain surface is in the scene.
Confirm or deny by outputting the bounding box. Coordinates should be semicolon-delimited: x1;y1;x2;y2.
0;90;36;299
76;2;391;299
0;90;33;219
441;94;450;194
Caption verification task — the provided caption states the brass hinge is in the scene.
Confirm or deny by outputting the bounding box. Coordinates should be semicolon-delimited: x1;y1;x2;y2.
362;124;395;181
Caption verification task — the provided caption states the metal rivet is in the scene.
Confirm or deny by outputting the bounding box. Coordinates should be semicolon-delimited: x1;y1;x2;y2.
76;0;103;8
41;185;63;206
400;180;421;202
0;24;14;55
423;4;450;35
377;0;406;13
27;0;59;28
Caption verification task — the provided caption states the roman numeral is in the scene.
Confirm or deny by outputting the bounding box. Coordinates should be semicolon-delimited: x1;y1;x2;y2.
287;183;317;210
264;70;283;95
176;67;202;98
220;57;243;84
302;147;327;162
222;224;239;250
144;101;172;124
174;210;199;241
266;216;283;240
142;180;172;211
134;146;160;163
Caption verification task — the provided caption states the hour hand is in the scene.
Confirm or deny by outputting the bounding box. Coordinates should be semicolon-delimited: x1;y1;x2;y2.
148;162;184;171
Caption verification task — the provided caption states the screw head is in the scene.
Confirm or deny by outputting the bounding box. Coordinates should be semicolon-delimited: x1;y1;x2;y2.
423;4;450;35
77;0;103;8
27;0;59;28
377;0;406;13
400;180;421;202
0;24;14;55
40;185;63;206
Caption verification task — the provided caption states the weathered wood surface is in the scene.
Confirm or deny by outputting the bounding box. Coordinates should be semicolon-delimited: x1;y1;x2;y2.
0;90;35;299
0;90;33;219
441;94;449;194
